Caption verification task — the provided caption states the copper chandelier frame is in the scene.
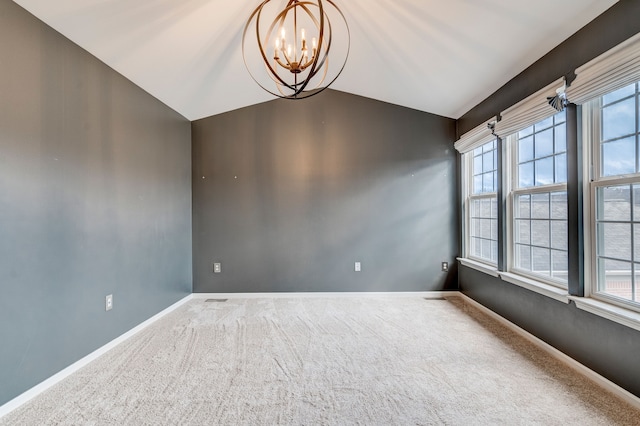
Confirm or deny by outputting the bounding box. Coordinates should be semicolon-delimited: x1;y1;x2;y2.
242;0;350;99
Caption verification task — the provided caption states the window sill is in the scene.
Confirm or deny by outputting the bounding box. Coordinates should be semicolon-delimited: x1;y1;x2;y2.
498;272;569;304
458;261;640;332
458;258;569;304
569;296;640;333
457;258;499;277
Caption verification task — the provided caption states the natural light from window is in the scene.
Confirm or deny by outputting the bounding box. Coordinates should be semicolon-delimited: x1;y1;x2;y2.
468;140;498;264
593;82;640;304
511;112;568;284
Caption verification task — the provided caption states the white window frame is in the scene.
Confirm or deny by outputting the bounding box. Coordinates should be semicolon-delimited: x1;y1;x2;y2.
506;112;569;289
584;83;640;313
462;140;498;266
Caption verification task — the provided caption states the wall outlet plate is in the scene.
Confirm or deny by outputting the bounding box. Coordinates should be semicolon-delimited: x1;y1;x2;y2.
442;262;449;272
213;263;221;273
106;294;113;311
355;262;361;272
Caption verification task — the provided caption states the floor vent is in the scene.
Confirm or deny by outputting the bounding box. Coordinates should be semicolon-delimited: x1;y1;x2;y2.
423;297;447;301
205;299;228;303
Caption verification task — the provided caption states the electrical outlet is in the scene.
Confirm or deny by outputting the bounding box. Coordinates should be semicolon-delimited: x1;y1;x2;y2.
442;262;449;272
355;262;361;272
105;294;113;311
213;263;221;273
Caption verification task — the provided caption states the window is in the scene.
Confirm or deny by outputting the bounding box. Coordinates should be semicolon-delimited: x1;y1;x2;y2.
455;33;640;326
588;82;640;306
508;111;568;285
466;140;498;264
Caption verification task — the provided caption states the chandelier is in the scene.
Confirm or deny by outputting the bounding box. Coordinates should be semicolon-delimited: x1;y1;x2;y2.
242;0;350;99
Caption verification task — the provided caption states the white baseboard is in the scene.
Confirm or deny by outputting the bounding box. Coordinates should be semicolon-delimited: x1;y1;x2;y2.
456;293;640;410
0;294;193;420
193;291;455;299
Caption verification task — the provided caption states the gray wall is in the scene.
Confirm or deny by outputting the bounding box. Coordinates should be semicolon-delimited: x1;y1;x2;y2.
458;0;640;397
192;90;457;292
460;268;640;397
0;1;192;406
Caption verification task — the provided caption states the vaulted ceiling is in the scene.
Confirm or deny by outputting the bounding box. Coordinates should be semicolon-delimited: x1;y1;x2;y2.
13;0;618;121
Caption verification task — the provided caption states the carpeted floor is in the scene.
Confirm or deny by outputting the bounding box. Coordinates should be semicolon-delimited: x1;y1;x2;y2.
2;296;639;425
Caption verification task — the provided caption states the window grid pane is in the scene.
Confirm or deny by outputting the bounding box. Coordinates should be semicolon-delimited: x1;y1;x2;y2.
467;139;498;265
514;191;567;282
600;82;640;178
596;184;638;302
511;112;567;285
472;140;498;194
594;82;640;304
517;111;568;188
469;196;498;264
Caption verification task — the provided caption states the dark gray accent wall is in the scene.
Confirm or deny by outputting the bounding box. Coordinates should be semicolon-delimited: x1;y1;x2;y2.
458;0;640;136
0;1;192;406
460;267;640;397
192;90;457;293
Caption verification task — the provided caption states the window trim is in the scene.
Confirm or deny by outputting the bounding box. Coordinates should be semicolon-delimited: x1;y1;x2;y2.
499;271;569;303
463;141;499;266
569;296;640;333
466;192;498;266
506;122;569;289
458;257;499;277
583;101;596;300
587;178;640;311
584;89;640;313
458;131;572;304
507;188;569;289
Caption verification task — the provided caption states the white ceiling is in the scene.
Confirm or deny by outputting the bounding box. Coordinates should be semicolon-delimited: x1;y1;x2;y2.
13;0;618;121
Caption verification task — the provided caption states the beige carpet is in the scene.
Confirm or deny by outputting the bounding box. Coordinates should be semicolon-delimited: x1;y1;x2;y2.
2;296;639;425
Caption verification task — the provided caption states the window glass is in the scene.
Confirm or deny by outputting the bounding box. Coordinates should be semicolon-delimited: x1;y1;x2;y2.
531;192;550;219
467;139;498;264
602;136;635;176
598;258;633;302
472;140;497;194
519;162;534;188
469;197;498;264
600;83;639;178
554;123;567;153
552;250;568;281
592;82;640;304
535;129;554;158
535;157;554;186
550;192;567;219
511;111;567;284
514;191;567;281
555;154;567;183
519;136;534;162
595;184;640;303
517;111;567;189
602;97;635;141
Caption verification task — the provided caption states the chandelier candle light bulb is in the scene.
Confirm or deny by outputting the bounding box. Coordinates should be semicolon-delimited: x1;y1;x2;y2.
242;0;350;99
